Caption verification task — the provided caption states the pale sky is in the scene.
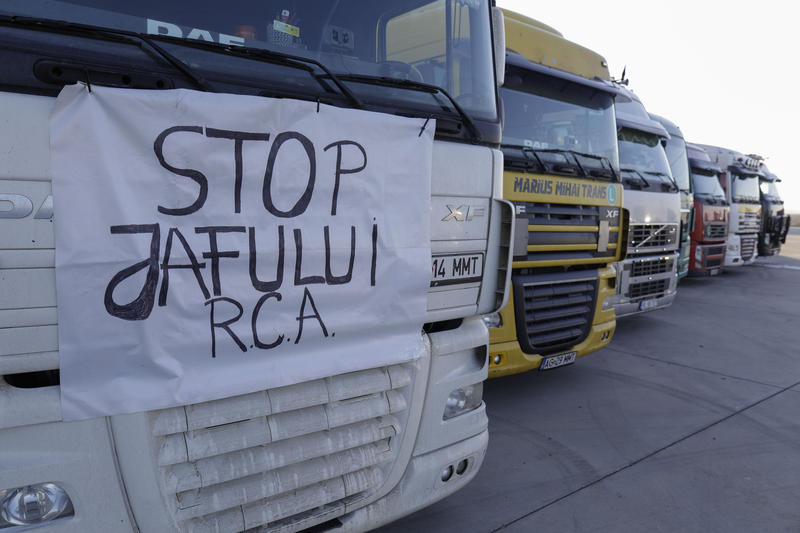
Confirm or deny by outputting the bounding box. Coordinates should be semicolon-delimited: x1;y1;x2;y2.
497;0;800;213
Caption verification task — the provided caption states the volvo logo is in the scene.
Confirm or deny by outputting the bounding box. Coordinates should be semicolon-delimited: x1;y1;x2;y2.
442;204;485;222
0;193;54;219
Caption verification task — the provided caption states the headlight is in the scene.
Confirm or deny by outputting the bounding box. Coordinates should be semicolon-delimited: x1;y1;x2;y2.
482;313;502;329
443;383;483;420
0;483;74;528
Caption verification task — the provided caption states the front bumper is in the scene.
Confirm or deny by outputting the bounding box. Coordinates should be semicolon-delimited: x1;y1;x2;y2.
336;430;488;532
725;233;758;267
689;240;726;274
608;252;679;319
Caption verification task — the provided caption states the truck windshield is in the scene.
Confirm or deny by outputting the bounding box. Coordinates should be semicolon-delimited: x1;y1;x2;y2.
731;174;760;203
501;67;619;176
663;136;691;192
1;0;498;126
691;169;726;203
618;128;675;191
760;179;783;203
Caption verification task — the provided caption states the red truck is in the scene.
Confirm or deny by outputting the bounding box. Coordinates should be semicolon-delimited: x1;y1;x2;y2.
686;143;729;275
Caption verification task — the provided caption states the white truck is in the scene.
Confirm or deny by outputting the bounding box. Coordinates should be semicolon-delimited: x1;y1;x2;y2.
0;1;513;532
695;145;763;266
606;84;680;317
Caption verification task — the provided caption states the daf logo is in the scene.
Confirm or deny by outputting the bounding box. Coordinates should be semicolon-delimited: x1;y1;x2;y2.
442;204;485;222
0;193;54;219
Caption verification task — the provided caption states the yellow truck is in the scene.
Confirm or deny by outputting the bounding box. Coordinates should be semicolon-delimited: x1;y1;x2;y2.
486;11;627;377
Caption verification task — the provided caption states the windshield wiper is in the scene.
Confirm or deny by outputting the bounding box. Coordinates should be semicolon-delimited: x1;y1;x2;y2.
326;74;480;142
529;148;584;177
2;15;215;91
1;15;364;109
620;167;651;189
563;150;618;180
158;38;363;109
644;170;679;192
501;144;545;172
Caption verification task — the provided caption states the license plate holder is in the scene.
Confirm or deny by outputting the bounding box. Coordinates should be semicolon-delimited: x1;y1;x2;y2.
639;298;658;311
540;351;577;371
431;253;484;286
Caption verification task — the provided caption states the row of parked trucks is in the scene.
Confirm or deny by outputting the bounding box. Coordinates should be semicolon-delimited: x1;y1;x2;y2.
0;3;790;532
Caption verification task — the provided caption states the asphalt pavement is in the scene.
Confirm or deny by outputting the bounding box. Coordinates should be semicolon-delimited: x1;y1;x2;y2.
380;230;800;533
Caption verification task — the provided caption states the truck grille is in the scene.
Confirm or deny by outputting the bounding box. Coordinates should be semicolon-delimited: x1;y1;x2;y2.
705;222;727;239
512;271;598;355
705;245;726;257
741;236;757;260
629;224;678;250
705;257;723;268
150;364;413;533
627;278;670;300
631;257;674;277
512;201;618;263
738;211;760;233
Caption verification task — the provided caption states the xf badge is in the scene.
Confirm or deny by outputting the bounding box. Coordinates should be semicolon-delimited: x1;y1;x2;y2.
442;205;485;222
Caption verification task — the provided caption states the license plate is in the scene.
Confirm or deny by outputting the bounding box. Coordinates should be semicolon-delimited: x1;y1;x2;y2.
540;351;577;370
709;268;720;276
639;298;658;311
430;253;484;286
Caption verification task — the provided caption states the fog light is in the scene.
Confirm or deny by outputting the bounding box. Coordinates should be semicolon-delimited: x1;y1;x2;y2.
456;459;469;475
492;354;502;365
443;382;483;420
440;465;454;482
0;483;74;527
482;313;502;329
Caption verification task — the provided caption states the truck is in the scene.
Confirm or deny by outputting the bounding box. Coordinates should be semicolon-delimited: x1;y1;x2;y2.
650;114;693;280
695;144;763;266
606;84;680;317
685;143;729;274
0;2;514;532
753;159;790;256
485;10;627;377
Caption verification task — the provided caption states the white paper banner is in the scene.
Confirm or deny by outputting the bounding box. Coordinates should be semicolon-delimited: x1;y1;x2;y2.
51;84;433;421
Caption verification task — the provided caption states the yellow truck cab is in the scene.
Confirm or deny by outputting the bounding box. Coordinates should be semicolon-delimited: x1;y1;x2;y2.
486;10;627;377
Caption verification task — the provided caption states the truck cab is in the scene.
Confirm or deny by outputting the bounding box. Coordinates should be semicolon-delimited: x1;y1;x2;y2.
0;2;513;532
650;114;693;280
485;10;626;377
695;145;763;266
607;84;680;318
686;143;729;274
756;161;790;256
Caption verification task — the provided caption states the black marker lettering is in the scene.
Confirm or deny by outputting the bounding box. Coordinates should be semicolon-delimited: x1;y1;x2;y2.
205;296;246;357
104;224;160;320
323;140;367;215
249;226;284;292
324;225;356;285
295;287;328;344
263;131;315;218
195;226;246;296
159;227;210;306
293;228;325;285
251;292;284;350
371;223;378;286
154;126;208;216
205;128;270;213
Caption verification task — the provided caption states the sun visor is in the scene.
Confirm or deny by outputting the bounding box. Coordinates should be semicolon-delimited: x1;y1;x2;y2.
688;157;722;174
505;50;623;96
615;112;671;139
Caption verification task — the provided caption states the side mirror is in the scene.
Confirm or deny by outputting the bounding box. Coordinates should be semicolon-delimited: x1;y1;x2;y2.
491;6;505;87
